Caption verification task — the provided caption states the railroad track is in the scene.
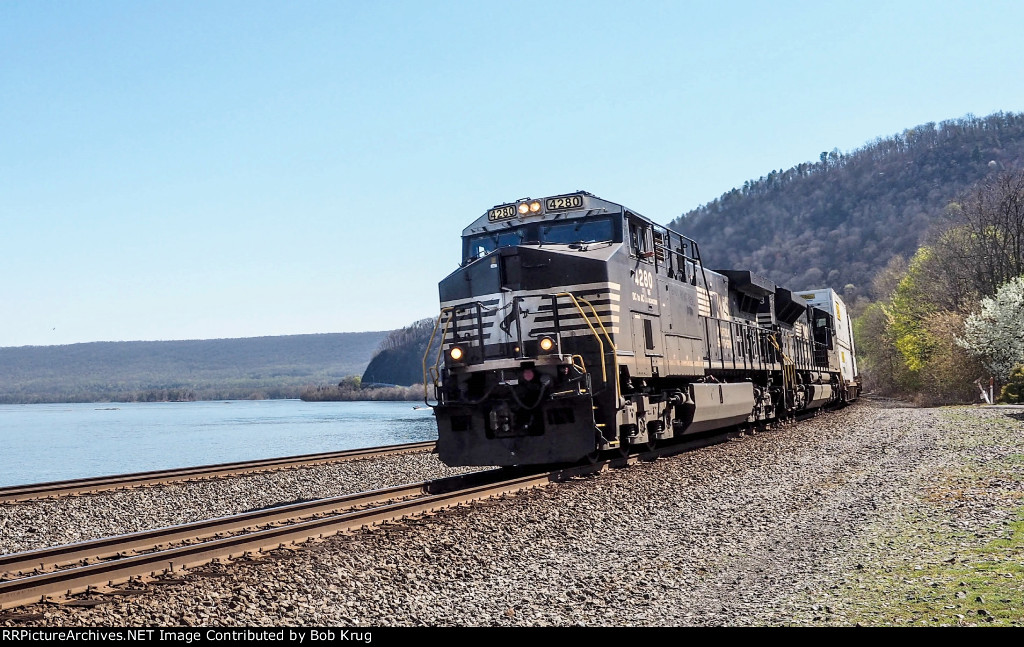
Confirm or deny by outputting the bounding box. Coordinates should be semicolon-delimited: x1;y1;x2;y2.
0;441;436;504
0;429;740;613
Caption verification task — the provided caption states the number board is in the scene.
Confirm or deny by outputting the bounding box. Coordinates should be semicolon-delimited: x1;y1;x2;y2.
545;194;584;211
488;204;518;222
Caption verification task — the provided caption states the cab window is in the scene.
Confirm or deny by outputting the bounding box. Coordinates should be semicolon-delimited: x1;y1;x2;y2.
464;228;527;263
628;219;652;261
540;218;615;245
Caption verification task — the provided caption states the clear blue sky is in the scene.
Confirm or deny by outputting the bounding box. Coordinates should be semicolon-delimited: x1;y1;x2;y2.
3;0;1023;348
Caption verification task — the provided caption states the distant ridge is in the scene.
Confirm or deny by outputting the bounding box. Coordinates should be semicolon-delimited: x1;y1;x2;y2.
0;331;388;403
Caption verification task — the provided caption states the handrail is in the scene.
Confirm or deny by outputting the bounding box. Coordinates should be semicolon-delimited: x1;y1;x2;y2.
425;294;621;408
553;292;621;406
576;295;620;405
768;331;794;365
423;307;454;406
552;293;605;384
570;354;587;374
769;332;797;411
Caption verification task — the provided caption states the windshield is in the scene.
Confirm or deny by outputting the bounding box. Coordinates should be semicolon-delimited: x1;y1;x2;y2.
465;229;527;261
463;217;618;263
540;218;614;245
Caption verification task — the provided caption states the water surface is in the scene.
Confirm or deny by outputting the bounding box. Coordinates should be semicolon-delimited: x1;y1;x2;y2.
0;400;437;487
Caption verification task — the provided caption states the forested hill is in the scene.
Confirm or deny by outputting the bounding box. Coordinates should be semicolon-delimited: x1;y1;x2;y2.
360;318;439;387
0;331;387;403
670;112;1024;296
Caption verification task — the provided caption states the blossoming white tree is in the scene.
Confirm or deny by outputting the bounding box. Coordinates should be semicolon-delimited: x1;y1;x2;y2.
957;275;1024;381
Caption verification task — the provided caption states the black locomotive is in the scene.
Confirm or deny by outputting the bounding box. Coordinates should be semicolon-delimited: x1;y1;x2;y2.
424;191;859;466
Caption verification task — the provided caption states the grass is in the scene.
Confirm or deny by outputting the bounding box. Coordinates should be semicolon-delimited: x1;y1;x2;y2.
824;408;1024;626
842;514;1023;626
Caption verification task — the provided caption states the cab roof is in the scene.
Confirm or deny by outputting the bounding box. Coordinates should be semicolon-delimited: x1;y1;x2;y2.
461;191;632;237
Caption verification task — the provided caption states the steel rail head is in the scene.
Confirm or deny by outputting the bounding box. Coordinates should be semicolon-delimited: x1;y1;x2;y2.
0;441;436;503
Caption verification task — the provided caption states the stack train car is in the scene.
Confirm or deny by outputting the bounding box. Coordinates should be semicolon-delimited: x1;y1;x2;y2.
424;191;859;467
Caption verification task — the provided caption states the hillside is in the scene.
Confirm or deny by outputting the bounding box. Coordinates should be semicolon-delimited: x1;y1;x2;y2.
0;332;388;403
671;112;1024;296
361;319;439;387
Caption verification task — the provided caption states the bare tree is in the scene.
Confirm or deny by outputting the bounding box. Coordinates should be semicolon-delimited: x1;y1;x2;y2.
933;169;1024;300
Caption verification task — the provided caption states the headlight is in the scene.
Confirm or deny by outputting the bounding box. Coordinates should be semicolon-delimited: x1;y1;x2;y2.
449;346;464;361
539;337;555;352
529;200;541;213
517;203;530;214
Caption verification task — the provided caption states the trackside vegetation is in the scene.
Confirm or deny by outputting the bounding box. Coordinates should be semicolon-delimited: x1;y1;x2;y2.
852;171;1024;404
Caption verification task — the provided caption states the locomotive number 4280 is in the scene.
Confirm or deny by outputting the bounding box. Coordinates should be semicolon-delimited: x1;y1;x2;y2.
634;267;654;291
546;195;584;211
488;204;518;222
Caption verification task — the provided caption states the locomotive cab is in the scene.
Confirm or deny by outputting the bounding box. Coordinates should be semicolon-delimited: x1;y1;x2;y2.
429;193;631;465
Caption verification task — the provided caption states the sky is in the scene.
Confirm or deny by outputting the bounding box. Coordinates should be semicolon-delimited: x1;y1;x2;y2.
3;0;1024;348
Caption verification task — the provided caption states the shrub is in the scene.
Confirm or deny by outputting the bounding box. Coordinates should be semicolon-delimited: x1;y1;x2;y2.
999;365;1024;403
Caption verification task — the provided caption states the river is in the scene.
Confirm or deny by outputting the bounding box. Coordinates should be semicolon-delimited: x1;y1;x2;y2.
0;400;437;487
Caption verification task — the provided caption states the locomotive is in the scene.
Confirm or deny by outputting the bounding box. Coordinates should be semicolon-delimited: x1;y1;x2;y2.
423;191;859;467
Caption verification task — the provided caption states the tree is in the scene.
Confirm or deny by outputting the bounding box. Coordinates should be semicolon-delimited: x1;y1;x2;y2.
935;170;1024;298
1000;365;1024;403
884;248;939;375
870;255;908;300
338;375;361;389
957;275;1024;382
853;302;908;394
917;311;984;404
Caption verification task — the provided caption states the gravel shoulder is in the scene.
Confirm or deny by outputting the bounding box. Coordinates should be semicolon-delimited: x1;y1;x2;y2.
2;400;1022;627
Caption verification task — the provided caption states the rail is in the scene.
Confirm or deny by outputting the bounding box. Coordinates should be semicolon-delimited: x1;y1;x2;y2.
0;442;436;504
